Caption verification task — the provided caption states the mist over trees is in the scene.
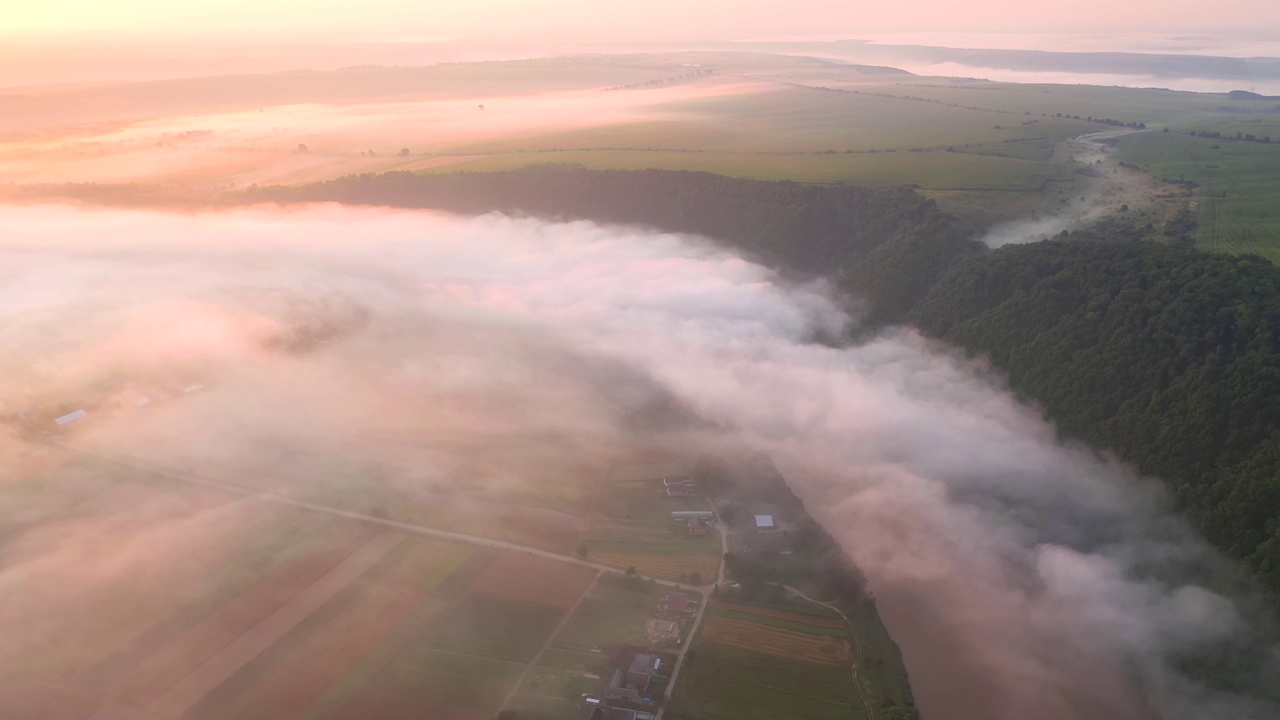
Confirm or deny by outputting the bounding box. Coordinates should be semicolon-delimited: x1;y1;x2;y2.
251;167;982;324
911;240;1280;599
258;167;1280;620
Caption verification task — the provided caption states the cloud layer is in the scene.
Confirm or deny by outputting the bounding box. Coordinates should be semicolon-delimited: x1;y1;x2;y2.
0;202;1275;719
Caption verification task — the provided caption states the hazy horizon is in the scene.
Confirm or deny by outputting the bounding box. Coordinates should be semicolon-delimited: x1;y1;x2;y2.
3;5;1279;720
4;0;1280;38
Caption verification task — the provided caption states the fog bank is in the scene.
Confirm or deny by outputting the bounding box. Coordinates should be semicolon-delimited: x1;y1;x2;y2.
1;202;1276;719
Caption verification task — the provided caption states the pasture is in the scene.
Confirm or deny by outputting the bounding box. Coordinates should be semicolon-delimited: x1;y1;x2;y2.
1115;130;1280;261
669;642;862;720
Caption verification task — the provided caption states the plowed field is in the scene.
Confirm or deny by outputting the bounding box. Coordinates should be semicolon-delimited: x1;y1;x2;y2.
701;616;851;667
711;601;847;630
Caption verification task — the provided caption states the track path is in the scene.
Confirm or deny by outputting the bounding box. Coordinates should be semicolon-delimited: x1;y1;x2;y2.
144;533;403;719
652;503;728;720
498;571;602;713
785;586;876;720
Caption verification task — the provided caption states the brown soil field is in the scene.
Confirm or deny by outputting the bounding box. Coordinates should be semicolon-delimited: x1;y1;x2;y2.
217;587;422;719
331;692;489;720
712;601;849;630
106;524;374;707
591;553;718;582
0;680;102;720
216;543;449;719
467;552;596;609
701;616;852;667
144;533;404;719
486;514;580;555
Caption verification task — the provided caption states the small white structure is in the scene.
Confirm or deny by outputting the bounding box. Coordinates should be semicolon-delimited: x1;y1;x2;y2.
54;409;87;426
754;514;776;530
181;384;204;394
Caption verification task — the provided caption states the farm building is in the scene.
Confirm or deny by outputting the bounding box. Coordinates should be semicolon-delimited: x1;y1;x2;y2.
662;476;689;487
665;484;698;497
754;514;776;531
605;652;661;702
664;592;693;613
671;510;713;521
645;618;680;642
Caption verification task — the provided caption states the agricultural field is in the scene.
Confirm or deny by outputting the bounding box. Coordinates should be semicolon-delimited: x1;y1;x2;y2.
0;52;1197;215
421;148;1066;191
700;611;851;666
496;573;681;715
1115;130;1280;261
583;459;722;581
668;593;918;720
0;446;610;720
668;598;865;720
69;407;615;556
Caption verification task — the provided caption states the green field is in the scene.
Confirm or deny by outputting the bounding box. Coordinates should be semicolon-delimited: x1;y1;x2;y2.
423;595;566;662
553;574;668;651
422;148;1065;190
502;573;676;716
668;642;863;720
15;49;1280;239
586;477;723;558
1115;130;1280;260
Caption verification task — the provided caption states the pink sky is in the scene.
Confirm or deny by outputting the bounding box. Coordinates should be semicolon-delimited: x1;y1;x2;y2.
3;0;1277;39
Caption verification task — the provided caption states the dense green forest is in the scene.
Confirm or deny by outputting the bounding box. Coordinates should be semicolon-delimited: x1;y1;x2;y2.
257;167;1279;603
252;168;981;323
911;241;1280;596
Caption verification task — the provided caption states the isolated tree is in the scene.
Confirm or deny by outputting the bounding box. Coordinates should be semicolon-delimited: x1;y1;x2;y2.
296;143;309;153
577;543;589;558
688;571;702;585
399;148;411;157
625;565;637;576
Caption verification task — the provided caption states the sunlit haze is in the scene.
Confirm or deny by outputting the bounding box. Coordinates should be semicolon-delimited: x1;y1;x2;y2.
2;3;1279;720
3;0;1278;38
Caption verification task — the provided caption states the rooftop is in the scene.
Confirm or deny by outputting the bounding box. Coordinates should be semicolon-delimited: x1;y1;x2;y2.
754;514;776;529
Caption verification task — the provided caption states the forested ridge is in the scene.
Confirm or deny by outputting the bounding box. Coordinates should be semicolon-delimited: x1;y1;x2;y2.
253;168;981;323
257;167;1279;602
911;241;1280;596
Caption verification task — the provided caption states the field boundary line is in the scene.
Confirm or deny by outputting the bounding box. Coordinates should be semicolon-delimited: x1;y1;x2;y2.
145;533;402;719
787;587;876;720
53;443;710;591
498;570;602;712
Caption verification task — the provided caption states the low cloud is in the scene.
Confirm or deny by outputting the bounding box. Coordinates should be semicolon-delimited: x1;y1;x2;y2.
0;202;1275;719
